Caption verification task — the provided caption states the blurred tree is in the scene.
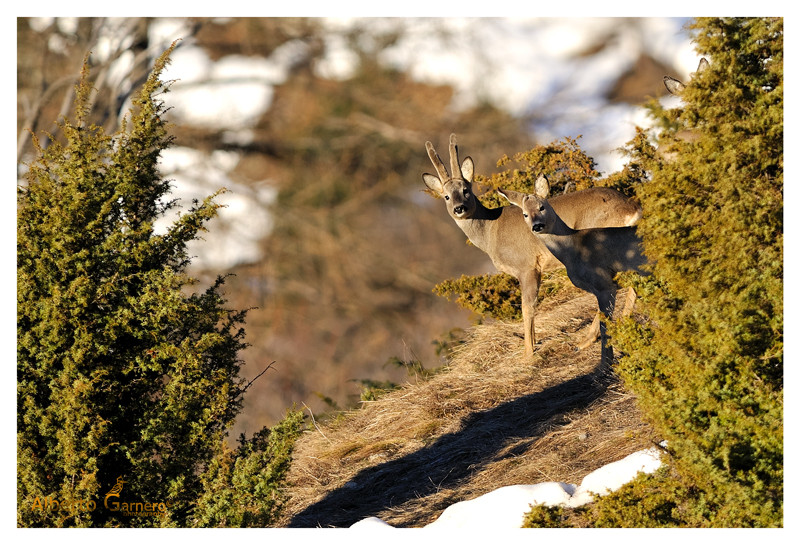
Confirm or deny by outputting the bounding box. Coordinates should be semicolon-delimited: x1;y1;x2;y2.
16;17;187;162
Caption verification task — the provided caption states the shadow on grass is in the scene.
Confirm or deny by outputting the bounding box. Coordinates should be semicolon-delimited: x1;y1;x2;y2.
287;361;614;528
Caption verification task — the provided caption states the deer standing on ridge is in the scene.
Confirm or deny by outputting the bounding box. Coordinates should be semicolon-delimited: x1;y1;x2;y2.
499;178;648;367
423;134;642;358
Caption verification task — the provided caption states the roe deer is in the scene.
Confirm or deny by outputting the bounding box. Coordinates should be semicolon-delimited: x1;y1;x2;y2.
423;134;642;358
499;178;647;367
663;57;709;96
658;58;709;162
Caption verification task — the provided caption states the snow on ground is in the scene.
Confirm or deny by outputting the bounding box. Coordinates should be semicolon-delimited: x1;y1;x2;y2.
350;445;664;529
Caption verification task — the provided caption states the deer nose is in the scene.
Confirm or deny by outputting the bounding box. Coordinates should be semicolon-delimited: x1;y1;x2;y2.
453;205;465;215
532;223;544;233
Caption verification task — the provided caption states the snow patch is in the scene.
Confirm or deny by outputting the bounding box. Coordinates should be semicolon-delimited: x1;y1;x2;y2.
349;445;664;529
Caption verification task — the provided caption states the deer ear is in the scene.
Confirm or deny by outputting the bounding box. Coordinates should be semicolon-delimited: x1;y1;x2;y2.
498;188;523;207
422;173;444;194
461;157;474;182
663;75;685;95
534;175;551;199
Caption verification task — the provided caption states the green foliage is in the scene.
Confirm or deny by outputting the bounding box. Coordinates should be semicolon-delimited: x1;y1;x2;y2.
355;356;441;402
607;17;783;527
17;47;302;527
355;379;400;402
522;505;569;528
585;466;714;527
434;273;522;322
526;466;715;528
476;136;602;208
193;410;304;527
431;327;468;359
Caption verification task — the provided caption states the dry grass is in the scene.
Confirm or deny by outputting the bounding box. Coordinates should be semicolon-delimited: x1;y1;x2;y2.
279;280;658;528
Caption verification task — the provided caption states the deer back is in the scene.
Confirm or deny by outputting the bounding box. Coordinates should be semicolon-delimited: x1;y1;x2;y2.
500;186;647;289
451;184;641;277
549;187;642;229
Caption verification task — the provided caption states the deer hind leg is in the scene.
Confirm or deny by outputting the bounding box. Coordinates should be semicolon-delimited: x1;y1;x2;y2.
619;286;637;317
576;312;601;351
578;287;636;350
577;286;636;351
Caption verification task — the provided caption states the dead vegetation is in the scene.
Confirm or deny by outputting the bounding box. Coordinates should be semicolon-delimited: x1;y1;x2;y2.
279;277;660;528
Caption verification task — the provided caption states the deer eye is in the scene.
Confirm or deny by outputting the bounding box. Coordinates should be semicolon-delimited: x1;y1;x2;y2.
523;213;528;218
464;190;470;197
444;195;450;201
539;205;545;212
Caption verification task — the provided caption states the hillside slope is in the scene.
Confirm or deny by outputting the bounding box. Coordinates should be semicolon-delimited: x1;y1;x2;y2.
279;283;659;528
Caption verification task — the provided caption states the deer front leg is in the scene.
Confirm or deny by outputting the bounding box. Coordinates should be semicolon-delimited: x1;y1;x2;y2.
519;268;542;359
521;303;535;358
595;289;617;368
578;286;636;351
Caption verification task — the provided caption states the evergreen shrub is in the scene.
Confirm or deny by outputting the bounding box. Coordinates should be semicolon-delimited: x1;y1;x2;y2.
525;17;783;527
17;46;302;528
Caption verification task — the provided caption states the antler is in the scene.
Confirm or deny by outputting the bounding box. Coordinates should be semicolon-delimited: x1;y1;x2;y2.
425;141;450;181
425;133;464;181
449;133;460;179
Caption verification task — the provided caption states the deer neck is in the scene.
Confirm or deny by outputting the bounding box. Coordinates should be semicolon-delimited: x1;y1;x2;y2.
452;202;503;253
535;213;579;264
544;211;576;237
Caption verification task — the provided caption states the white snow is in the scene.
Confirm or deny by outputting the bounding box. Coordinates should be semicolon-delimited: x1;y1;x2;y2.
25;17;693;271
145;17;694;271
165;50;278;130
156;146;277;269
349;445;664;528
425;482;577;529
314;17;692;174
350;516;396;529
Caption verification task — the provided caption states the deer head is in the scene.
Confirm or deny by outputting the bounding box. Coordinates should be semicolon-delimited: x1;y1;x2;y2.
663;57;709;96
497;176;557;234
657;58;710;162
422;134;478;220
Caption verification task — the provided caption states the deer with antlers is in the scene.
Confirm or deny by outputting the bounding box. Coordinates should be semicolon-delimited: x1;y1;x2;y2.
499;177;648;367
423;134;642;358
